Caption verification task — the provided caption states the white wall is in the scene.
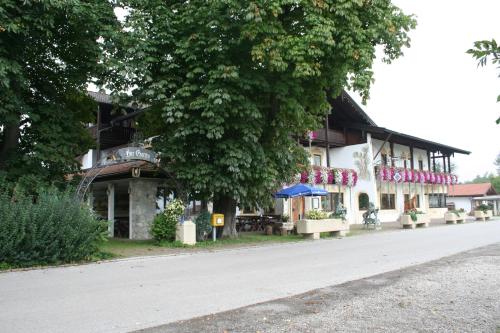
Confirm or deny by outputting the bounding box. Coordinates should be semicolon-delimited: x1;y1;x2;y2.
448;196;473;213
81;149;96;169
330;138;377;224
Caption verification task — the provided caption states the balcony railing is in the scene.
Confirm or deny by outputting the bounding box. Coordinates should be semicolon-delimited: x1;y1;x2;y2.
310;129;346;146
88;125;136;149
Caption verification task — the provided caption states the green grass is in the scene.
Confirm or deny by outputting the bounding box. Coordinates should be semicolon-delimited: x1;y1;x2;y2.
100;233;304;258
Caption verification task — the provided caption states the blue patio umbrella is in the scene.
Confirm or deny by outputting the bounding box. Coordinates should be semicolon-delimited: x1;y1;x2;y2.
274;183;328;199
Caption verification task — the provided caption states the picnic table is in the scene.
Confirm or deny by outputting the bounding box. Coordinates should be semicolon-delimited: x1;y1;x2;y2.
236;214;282;232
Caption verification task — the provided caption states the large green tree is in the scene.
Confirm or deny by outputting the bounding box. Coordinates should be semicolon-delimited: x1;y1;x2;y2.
467;39;500;124
0;1;120;191
119;0;416;236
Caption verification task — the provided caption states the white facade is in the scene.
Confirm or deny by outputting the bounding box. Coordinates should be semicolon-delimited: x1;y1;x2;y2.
447;196;473;213
276;134;452;225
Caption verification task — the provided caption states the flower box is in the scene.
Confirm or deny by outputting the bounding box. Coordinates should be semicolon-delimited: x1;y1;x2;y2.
297;218;348;240
475;210;492;221
444;212;467;224
400;213;429;229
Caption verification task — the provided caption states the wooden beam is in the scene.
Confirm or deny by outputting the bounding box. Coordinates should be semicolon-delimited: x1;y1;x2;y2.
373;133;393;160
447;155;451;173
410;146;414;170
390;142;395;167
442;155;447;173
427;151;431;171
325;115;330;167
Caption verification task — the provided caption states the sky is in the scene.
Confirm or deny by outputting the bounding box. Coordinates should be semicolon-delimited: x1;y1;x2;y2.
350;0;500;182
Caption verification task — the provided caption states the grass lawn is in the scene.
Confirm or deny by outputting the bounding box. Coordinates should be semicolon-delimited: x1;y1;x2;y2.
101;233;305;258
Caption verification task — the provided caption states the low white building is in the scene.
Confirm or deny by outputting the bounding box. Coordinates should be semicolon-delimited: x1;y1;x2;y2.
447;183;497;213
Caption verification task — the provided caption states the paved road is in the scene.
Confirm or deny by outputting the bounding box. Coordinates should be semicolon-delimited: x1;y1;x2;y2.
2;221;500;333
146;243;500;332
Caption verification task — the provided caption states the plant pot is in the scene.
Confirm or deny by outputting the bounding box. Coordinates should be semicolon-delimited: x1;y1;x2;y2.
297;218;348;240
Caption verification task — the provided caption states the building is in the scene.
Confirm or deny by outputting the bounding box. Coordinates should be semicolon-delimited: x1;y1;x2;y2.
275;91;470;224
81;90;470;239
447;183;498;213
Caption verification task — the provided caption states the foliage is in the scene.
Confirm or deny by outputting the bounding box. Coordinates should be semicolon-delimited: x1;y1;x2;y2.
404;208;424;222
281;214;289;222
194;211;213;241
0;0;121;192
306;209;329;220
495;152;500;175
467;39;500;124
467;172;500;193
115;0;416;236
450;208;465;217
476;204;491;213
151;199;185;242
0;188;107;266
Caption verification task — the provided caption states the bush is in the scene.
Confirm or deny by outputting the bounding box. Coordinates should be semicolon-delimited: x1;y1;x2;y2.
194;211;212;241
476;204;491;213
0;189;107;266
305;209;328;220
151;199;184;242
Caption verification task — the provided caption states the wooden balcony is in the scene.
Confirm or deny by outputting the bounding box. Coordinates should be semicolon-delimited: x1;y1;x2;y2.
88;125;136;150
310;129;346;146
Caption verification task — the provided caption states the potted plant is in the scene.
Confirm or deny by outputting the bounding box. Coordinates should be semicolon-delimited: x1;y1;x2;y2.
474;204;492;221
400;209;429;229
297;209;349;239
444;208;466;224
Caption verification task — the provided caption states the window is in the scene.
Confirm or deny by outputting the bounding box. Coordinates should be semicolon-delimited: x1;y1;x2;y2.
381;153;388;166
404;194;420;209
313;154;322;166
321;193;344;212
358;193;369;210
429;194;446;208
312;197;320;209
380;193;396;210
418;160;423;170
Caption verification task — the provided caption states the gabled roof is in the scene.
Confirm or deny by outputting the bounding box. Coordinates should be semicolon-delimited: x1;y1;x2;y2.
448;183;497;197
329;91;377;126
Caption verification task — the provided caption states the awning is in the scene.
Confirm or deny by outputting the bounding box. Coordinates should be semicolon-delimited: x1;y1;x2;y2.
274;184;328;199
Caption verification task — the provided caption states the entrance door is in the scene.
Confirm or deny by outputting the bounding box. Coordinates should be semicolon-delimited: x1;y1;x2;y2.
292;197;304;222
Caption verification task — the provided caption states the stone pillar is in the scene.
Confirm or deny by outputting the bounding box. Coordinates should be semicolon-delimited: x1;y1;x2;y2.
107;183;115;237
129;179;158;240
176;220;196;245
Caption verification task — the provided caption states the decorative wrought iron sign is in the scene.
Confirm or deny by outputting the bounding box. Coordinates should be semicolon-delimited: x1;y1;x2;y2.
102;147;158;165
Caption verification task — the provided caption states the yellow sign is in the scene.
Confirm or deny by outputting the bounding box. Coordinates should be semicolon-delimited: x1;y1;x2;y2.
211;214;224;227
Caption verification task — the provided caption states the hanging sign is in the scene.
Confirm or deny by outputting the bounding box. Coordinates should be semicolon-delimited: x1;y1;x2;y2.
102;147;158;165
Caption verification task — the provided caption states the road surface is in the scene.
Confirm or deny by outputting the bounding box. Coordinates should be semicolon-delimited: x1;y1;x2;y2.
1;221;500;333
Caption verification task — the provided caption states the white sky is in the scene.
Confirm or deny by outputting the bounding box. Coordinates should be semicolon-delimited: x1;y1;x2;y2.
351;0;500;182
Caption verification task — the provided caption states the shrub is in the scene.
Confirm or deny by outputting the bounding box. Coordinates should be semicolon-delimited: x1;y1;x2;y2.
194;211;212;241
305;210;328;220
404;209;424;222
476;204;491;213
151;199;184;242
0;189;107;266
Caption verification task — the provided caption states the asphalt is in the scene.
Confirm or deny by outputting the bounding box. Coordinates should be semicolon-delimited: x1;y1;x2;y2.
1;220;500;333
144;243;500;332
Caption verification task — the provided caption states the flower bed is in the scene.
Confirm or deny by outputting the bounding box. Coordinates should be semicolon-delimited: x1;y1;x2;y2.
297;218;348;240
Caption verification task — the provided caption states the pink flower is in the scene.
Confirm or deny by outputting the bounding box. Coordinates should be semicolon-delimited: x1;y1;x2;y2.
352;170;358;186
341;170;348;186
314;170;322;184
300;171;308;183
327;170;334;184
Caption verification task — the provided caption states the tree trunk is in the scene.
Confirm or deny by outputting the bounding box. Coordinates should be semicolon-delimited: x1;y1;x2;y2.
213;195;238;238
0;121;21;170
